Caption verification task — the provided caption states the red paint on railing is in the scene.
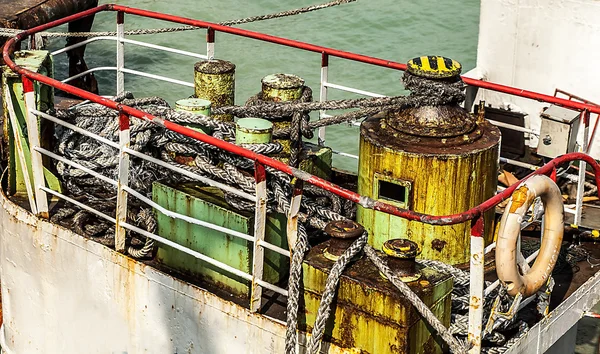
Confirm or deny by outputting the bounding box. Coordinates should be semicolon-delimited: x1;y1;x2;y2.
2;4;600;232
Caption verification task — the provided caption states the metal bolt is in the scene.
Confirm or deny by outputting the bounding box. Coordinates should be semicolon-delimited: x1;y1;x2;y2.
381;239;422;282
543;135;552;145
323;220;364;262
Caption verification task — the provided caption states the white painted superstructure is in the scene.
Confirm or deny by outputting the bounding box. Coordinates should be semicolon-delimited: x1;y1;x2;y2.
467;0;600;158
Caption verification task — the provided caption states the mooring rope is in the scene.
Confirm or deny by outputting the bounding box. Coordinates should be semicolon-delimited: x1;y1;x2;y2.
44;71;593;353
0;0;356;38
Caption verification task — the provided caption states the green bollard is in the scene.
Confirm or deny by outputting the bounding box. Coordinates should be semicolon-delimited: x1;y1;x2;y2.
194;59;235;122
235;118;273;145
260;73;304;154
175;98;211;134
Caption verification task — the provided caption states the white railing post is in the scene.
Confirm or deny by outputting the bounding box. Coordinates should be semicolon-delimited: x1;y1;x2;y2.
575;110;590;225
250;162;267;312
116;11;125;95
115;111;130;253
318;53;329;146
207;28;215;59
468;217;485;354
23;76;49;218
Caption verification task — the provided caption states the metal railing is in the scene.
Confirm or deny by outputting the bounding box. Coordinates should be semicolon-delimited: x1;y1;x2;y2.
3;4;600;353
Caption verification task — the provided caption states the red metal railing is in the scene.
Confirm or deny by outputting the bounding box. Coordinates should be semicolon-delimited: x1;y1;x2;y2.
3;4;600;230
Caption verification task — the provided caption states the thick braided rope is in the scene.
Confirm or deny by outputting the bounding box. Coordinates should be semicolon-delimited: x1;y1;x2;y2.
127;208;157;258
306;232;368;354
364;245;468;354
285;223;310;354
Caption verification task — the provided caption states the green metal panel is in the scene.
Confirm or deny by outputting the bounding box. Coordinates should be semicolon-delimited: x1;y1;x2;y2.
301;241;453;354
153;182;289;297
2;50;61;197
299;142;332;180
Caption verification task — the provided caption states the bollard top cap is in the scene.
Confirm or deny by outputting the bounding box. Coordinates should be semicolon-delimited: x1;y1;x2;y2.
407;56;461;79
324;220;365;239
383;239;420;259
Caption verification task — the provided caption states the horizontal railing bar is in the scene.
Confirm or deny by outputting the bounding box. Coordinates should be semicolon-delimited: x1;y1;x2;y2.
35;147;118;186
323;82;385;98
32;109;119;149
121;68;195;87
121;221;254;282
123;185;255;242
488;119;538;135
255;278;288;296
62;66;117;83
257;239;290;257
52;36;208;60
40;186;116;223
332;149;358;159
62;66;194;88
51;36;113;56
123;147;256;202
121;38;208;59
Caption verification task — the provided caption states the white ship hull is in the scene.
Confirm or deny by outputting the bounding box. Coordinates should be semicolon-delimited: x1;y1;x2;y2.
0;190;297;354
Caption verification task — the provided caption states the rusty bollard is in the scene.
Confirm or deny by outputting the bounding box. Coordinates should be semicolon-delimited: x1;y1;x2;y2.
323;220;364;262
381;239;422;282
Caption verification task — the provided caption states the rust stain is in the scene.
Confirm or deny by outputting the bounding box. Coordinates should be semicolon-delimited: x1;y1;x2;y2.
509;186;530;213
431;239;447;252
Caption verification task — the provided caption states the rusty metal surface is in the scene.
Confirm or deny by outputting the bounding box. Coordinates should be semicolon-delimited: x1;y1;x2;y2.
301;242;453;353
362;111;500;154
0;0;97;28
194;60;235;122
387;104;476;138
358;110;500;264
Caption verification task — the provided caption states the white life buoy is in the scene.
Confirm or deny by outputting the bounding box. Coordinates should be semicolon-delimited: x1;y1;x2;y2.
495;175;564;297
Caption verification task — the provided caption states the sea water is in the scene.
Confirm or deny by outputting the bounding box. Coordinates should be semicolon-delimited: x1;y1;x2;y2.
49;0;480;171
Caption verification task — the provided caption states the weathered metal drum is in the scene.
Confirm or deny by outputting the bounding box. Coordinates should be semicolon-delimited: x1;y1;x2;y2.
357;104;500;265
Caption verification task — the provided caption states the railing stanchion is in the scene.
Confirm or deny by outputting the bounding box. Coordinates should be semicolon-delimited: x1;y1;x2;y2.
116;11;125;95
250;162;268;312
468;216;485;354
115;111;131;253
207;28;215;59
575;110;590;226
23;76;49;218
318;53;329;146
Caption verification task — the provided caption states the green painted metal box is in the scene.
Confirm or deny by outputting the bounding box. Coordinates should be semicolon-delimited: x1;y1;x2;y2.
300;241;453;354
153;182;289;297
2;50;61;197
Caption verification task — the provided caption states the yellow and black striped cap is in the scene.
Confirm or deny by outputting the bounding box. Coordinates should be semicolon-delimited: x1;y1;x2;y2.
407;56;462;79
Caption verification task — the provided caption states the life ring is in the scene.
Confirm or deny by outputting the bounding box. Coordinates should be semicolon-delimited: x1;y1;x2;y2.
496;175;564;297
